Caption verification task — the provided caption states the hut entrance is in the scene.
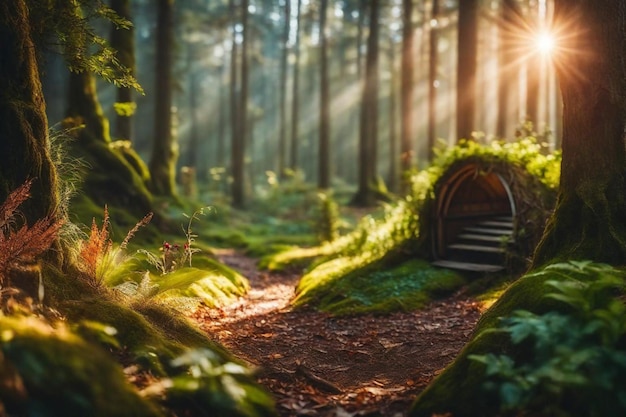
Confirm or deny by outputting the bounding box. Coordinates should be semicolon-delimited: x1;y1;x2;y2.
432;163;515;272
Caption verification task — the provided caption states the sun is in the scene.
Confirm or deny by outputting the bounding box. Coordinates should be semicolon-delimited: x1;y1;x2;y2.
536;31;556;55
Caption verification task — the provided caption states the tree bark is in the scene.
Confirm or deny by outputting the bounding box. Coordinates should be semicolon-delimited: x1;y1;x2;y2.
109;0;135;142
0;0;59;225
278;0;290;178
149;0;177;197
318;0;331;190
456;0;479;141
532;0;626;266
289;0;302;172
401;0;415;188
426;0;438;161
387;31;398;193
352;0;380;206
231;0;249;208
496;0;518;138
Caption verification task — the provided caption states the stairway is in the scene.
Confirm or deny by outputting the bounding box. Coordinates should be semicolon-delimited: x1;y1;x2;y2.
432;216;514;273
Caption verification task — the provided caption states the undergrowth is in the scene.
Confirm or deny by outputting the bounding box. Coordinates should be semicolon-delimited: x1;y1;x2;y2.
0;181;275;416
470;261;626;416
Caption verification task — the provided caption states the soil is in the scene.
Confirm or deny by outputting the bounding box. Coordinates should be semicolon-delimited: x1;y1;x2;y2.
191;249;482;417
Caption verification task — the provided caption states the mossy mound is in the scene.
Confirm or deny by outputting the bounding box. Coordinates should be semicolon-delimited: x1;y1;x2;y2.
4;262;277;417
419;139;559;271
408;261;624;417
294;259;466;316
276;138;560;314
0;316;163;417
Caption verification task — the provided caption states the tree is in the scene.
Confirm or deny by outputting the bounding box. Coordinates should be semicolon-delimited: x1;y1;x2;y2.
352;0;381;206
496;0;519;138
149;0;178;197
456;0;479;141
0;0;59;227
532;0;626;266
110;0;136;142
426;0;439;161
401;0;415;188
318;0;331;189
278;0;290;178
289;0;302;172
524;0;540;125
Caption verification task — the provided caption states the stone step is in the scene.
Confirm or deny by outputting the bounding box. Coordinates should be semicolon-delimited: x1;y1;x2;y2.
432;259;504;273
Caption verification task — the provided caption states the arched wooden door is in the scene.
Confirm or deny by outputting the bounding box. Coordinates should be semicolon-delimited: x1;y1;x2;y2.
432;163;515;272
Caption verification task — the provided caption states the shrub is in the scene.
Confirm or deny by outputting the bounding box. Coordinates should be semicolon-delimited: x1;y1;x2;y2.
470;261;626;416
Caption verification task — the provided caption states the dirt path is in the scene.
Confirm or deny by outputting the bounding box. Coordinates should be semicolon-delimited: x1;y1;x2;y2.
192;249;482;417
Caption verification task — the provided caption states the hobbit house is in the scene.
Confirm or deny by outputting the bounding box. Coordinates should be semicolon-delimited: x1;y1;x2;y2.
428;158;556;273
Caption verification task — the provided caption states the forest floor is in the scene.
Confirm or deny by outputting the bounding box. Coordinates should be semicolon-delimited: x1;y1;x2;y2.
191;249;482;417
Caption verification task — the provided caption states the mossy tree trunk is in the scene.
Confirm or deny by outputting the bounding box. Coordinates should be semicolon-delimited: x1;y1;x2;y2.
110;0;135;142
0;0;59;225
149;0;178;197
532;0;626;266
67;71;111;143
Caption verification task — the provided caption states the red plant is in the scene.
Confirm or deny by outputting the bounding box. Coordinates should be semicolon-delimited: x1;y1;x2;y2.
0;180;64;284
78;205;113;285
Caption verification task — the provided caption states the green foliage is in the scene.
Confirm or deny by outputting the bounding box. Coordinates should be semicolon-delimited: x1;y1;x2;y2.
144;349;276;417
295;259;465;316
113;101;137;117
313;191;340;243
27;0;142;92
469;262;626;416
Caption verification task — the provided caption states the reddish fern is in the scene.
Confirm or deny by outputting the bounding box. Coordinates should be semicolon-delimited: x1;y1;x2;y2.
0;180;64;284
78;205;113;285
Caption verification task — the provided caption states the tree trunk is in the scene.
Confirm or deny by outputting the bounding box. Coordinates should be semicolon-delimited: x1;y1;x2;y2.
387;31;398;193
525;0;540;126
67;71;111;143
278;0;290;178
496;0;518;138
456;0;478;141
401;0;415;188
352;0;380;206
0;0;59;226
532;0;626;266
109;0;135;142
186;43;199;169
426;0;438;161
149;0;177;197
232;0;249;208
289;0;302;172
318;0;331;190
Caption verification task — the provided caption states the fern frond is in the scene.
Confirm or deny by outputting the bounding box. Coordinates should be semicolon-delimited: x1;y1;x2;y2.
0;179;33;233
120;212;153;250
78;205;113;285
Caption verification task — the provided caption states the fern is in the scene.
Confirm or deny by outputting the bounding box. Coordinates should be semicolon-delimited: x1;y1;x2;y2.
78;207;152;287
0;180;64;286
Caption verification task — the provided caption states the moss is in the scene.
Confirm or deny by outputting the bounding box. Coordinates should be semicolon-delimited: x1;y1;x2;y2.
0;316;163;417
60;297;181;361
294;259;465;316
408;262;617;417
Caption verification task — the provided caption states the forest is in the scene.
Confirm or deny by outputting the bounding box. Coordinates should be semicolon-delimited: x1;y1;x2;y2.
1;0;625;416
